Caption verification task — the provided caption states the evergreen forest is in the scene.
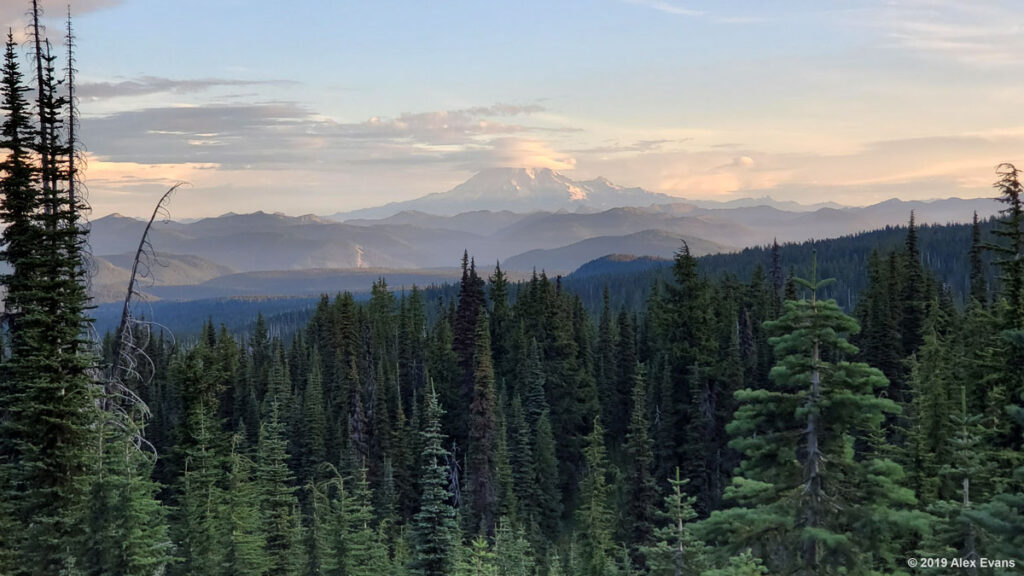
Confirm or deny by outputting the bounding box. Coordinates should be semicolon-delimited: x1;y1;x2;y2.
2;5;1024;576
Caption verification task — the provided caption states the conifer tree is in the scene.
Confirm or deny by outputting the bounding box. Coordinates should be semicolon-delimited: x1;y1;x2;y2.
468;311;498;535
700;254;924;574
901;211;928;358
969;212;988;305
577;418;617;576
620;366;657;561
82;424;173;576
534;409;562;540
507;395;538;528
989;163;1024;328
701;552;767;576
641;468;710;576
454;536;499;576
295;348;327;482
344;465;386;576
0;30;40;573
412;387;457;576
223;433;269;575
0;13;98;569
175;393;226;575
258;403;301;575
494;521;536;576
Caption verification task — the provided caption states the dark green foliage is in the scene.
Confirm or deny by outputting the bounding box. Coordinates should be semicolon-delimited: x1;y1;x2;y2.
700;255;925;574
412;388;458;576
989;164;1024;328
468;311;498;536
576;418;616;576
258;403;302;575
620;366;657;561
641;468;710;576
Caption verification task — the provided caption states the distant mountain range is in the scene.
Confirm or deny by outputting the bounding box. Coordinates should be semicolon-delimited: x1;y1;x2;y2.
331;167;684;219
87;168;1003;303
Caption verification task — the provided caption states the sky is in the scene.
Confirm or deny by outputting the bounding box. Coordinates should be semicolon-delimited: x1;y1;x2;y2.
3;0;1024;218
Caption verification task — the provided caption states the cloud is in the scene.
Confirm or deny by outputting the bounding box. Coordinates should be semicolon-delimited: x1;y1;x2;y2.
81;101;562;169
856;0;1024;67
1;0;123;42
78;76;295;100
624;0;703;17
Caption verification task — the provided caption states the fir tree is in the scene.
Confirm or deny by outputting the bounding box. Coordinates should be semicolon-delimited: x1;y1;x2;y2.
620;366;657;561
534;409;562;541
411;387;457;576
467;310;498;535
577;418;617;576
700;254;925;574
223;433;269;575
257;403;301;576
641;468;710;576
988;163;1024;328
969;212;988;305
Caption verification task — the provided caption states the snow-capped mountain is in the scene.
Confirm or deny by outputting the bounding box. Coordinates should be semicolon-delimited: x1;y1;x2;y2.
331;167;680;220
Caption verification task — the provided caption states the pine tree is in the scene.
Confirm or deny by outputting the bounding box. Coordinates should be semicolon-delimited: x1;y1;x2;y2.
700;254;925;574
412;387;457;576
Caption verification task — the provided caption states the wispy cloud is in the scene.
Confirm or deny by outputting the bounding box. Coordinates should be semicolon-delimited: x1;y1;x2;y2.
82;101;569;170
858;0;1024;67
78;76;296;100
624;0;703;17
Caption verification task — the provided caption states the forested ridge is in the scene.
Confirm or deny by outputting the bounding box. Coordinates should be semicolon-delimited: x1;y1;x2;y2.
3;8;1024;576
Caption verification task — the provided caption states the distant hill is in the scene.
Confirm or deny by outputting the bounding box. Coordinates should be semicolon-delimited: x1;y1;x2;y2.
569;254;672;279
503;230;728;273
91;252;238;303
141;267;465;300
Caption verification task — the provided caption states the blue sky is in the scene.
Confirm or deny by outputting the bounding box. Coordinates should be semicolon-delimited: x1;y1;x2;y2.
4;0;1024;217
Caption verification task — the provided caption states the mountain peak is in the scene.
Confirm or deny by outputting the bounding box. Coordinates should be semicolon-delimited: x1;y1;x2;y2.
331;167;680;220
